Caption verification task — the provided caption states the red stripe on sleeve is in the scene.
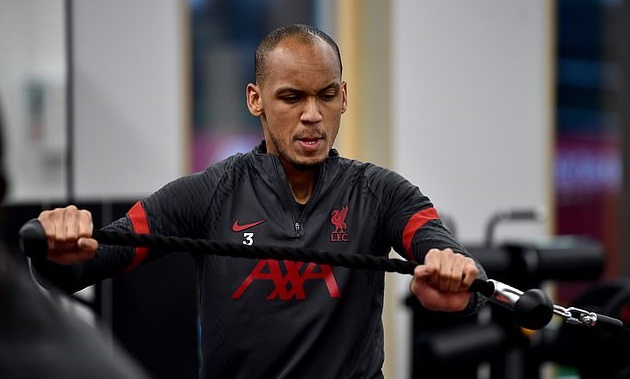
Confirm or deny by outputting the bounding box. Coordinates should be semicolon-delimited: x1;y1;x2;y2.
402;207;439;261
122;201;150;273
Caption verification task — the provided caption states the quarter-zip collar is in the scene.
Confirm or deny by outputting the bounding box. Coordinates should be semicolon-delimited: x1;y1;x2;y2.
249;141;343;237
251;140;341;201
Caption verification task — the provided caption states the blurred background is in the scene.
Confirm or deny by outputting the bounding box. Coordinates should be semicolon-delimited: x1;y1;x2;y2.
0;0;628;378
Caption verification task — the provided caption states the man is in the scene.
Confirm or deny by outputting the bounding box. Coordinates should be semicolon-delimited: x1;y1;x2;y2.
31;24;487;378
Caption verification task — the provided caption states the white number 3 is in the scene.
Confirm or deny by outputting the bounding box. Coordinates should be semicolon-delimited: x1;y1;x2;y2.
243;233;254;246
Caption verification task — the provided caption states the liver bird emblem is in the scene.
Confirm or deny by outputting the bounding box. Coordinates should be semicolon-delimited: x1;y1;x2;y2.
331;205;349;234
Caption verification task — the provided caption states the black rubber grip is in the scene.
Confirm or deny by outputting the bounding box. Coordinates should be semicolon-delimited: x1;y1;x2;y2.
469;277;495;298
18;218;48;261
594;313;625;333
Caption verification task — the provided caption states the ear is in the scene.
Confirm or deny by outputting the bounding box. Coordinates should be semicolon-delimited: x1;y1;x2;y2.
341;81;348;114
246;83;263;116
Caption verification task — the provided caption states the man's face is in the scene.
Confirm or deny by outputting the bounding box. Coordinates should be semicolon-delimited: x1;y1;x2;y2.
247;37;347;170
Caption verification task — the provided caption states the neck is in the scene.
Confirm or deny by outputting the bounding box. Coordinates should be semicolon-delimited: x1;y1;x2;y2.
282;162;318;204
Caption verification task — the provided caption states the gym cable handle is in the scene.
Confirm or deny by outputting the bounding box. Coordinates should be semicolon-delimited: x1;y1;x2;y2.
17;218;627;333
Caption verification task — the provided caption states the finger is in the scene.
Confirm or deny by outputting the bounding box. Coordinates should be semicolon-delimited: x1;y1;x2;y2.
460;260;480;289
444;253;481;292
78;237;99;253
47;238;97;265
449;256;466;292
410;267;436;302
423;248;445;287
427;248;455;291
77;209;94;238
439;258;456;292
63;205;80;243
49;208;68;250
413;263;437;280
423;248;445;266
38;210;58;251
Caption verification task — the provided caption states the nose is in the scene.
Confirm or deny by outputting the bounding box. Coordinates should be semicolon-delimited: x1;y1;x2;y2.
301;97;323;124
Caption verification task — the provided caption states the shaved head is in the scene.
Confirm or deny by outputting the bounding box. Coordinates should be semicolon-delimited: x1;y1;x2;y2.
255;24;342;86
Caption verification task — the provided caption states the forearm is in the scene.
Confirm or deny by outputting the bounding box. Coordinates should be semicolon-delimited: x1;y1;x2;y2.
30;243;135;294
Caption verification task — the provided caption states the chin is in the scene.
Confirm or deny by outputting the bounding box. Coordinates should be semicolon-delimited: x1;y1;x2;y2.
292;163;320;172
291;157;326;171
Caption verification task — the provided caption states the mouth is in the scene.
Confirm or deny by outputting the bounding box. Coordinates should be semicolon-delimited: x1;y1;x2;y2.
296;137;324;152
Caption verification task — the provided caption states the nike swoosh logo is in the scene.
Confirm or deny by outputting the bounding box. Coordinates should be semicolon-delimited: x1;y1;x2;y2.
232;219;266;232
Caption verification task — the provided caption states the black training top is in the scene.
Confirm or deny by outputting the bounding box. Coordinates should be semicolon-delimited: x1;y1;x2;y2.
32;141;487;379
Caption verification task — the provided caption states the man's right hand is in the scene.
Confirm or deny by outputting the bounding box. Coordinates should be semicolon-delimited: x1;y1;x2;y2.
38;205;99;265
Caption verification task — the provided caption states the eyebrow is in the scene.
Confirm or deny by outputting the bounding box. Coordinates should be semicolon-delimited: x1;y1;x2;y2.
275;82;341;95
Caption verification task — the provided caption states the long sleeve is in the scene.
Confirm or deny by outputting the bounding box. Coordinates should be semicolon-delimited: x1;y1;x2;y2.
30;216;137;294
30;160;230;294
365;164;488;313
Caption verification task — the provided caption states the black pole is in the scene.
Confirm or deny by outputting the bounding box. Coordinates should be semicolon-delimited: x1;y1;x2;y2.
64;0;74;202
621;0;630;278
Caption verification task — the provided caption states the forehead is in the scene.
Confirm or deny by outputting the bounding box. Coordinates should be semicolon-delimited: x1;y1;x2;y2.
263;37;341;90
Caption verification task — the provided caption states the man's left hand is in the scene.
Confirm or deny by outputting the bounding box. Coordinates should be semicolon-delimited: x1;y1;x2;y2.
410;248;479;312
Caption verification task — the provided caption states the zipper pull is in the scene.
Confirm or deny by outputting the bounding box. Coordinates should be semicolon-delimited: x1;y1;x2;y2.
294;222;301;237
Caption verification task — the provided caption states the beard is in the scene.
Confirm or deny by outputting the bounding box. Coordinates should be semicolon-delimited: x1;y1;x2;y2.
292;161;321;172
268;130;326;171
